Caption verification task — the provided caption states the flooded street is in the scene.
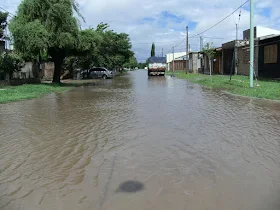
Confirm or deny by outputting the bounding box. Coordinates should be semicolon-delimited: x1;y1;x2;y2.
1;70;280;210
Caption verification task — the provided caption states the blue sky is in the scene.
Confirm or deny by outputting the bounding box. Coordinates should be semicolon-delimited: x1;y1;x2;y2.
1;0;280;62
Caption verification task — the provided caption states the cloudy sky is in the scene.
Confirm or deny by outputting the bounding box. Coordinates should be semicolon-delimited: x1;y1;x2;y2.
1;0;280;62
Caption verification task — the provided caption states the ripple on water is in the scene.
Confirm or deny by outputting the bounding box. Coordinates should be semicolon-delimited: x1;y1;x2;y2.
0;71;280;210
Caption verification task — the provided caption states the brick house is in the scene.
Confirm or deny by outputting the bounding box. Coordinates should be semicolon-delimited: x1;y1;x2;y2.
168;53;201;73
169;55;186;71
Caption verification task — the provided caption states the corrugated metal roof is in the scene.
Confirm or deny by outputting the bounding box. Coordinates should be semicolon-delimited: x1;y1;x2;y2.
148;56;166;64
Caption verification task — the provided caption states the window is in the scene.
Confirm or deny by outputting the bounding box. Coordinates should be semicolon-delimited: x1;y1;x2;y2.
264;44;277;64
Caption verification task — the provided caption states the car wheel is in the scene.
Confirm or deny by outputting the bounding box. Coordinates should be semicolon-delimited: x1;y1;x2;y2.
102;75;107;79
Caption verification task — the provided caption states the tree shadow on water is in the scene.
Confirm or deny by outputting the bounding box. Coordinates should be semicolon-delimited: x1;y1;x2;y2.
117;181;144;193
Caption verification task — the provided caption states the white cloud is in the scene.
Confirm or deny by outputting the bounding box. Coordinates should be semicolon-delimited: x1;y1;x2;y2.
1;0;280;62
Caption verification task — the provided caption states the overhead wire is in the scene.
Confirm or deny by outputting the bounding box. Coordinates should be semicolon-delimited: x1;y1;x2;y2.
189;0;249;38
163;0;249;56
0;6;16;18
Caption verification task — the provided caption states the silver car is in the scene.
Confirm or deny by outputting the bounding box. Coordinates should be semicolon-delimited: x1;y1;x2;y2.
82;67;114;79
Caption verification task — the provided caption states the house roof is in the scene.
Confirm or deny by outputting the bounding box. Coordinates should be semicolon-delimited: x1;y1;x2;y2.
175;55;187;60
258;34;280;40
148;56;166;63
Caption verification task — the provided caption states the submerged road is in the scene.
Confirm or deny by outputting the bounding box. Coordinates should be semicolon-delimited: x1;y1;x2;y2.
0;70;280;210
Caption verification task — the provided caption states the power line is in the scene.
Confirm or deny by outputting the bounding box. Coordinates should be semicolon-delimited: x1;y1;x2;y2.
189;0;249;38
148;1;249;56
0;6;16;17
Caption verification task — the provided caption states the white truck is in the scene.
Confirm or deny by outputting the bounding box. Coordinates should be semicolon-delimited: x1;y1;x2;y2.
147;57;166;76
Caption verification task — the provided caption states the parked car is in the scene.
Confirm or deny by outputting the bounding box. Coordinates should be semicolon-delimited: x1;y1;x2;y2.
81;67;114;79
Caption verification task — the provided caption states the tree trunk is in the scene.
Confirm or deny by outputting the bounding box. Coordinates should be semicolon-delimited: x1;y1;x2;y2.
209;58;212;76
49;48;66;84
53;58;63;83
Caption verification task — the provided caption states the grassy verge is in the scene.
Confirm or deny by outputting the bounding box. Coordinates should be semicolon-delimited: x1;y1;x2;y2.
0;84;72;104
166;71;280;100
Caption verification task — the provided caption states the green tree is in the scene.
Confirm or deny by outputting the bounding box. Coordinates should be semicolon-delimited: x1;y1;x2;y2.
9;0;84;83
80;23;133;70
203;42;216;76
62;23;133;75
151;42;155;57
138;62;147;69
0;11;8;39
123;56;138;69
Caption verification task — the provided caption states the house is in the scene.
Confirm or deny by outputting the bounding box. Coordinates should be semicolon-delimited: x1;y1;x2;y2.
197;48;222;75
221;26;280;77
166;52;186;71
258;34;280;78
167;52;202;73
168;55;186;71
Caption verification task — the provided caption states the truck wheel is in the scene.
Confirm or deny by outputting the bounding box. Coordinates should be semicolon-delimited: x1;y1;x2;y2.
102;75;107;79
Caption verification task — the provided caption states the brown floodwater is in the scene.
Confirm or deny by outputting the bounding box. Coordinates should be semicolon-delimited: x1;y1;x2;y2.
0;70;280;210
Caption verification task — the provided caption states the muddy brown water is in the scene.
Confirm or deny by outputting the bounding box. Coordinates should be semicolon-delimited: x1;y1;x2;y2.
0;70;280;210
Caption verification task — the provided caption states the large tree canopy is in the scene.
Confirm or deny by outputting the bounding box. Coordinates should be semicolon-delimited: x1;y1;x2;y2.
10;1;134;82
93;23;133;69
9;0;85;83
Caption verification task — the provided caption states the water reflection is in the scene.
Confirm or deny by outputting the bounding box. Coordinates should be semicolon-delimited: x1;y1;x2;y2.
117;181;144;193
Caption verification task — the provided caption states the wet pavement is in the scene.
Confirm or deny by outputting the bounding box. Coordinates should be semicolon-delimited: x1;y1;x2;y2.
0;70;280;210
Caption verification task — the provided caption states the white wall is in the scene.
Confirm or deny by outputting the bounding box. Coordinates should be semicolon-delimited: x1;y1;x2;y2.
13;62;34;79
256;26;280;38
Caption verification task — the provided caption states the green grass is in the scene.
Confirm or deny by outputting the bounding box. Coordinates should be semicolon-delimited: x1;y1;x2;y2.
0;84;72;104
166;71;280;100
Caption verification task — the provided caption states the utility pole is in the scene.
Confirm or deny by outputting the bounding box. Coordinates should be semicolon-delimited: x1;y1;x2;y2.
250;0;254;88
186;26;189;73
200;36;203;74
235;23;238;75
172;47;175;74
200;36;203;51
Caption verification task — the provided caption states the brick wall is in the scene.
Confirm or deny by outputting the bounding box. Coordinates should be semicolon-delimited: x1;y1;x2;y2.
237;45;258;76
169;60;186;71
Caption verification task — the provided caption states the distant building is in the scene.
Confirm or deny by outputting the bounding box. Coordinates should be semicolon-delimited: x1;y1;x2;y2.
169;55;187;71
166;52;186;71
